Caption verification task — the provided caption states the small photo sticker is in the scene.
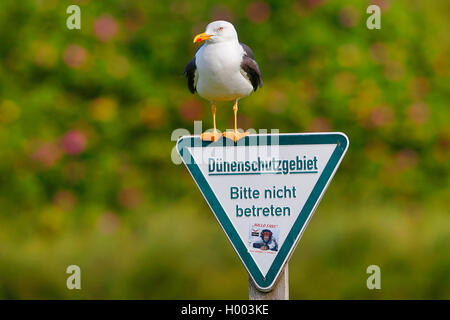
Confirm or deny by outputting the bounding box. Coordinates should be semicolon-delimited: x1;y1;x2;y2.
248;223;279;252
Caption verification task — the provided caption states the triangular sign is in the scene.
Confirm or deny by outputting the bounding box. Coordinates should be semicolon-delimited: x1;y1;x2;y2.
177;133;349;291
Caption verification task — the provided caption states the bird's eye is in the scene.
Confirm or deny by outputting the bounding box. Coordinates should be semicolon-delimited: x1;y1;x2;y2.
217;27;224;32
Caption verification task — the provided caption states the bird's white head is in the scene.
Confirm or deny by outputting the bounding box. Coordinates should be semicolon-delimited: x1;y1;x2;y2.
193;20;238;44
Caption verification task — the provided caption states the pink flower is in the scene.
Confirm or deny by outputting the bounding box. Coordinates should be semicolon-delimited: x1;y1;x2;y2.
371;0;391;11
339;6;360;28
53;190;77;211
61;130;87;155
31;142;62;168
408;102;429;125
369;43;388;64
179;99;203;122
63;45;87;68
246;2;271;23
309;117;332;132
370;105;394;127
118;187;142;209
94;15;118;42
98;211;121;234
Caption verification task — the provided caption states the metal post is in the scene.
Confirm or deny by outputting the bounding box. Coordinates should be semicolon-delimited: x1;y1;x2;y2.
249;264;289;300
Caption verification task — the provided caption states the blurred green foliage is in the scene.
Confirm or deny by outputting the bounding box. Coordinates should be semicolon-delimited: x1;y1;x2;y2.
0;0;448;299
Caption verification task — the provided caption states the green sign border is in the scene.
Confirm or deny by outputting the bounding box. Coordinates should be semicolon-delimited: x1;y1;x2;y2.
177;133;349;291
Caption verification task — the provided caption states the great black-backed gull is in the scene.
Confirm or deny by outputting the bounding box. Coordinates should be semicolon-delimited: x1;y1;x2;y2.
184;20;263;142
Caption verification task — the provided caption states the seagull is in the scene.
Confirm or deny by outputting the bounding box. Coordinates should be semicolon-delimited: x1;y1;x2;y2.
184;20;263;142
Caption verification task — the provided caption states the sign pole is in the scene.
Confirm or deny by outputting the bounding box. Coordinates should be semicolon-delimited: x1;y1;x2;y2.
249;265;289;300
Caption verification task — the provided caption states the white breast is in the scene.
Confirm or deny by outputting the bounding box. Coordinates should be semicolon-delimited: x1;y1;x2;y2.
195;42;254;101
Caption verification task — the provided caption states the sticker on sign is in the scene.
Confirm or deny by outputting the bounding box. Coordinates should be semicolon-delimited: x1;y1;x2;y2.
177;133;349;291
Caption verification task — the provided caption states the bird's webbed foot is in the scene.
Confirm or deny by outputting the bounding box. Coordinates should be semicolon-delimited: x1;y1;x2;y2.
200;130;222;142
223;130;249;143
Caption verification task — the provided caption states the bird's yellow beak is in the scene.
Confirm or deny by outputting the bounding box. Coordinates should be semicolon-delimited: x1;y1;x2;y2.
193;32;213;43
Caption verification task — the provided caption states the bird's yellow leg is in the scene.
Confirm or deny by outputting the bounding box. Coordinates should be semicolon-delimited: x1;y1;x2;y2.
223;100;249;142
201;101;222;141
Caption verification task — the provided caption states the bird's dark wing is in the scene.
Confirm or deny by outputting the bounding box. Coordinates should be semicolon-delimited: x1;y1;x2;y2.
240;42;255;60
184;45;204;94
184;57;197;94
240;43;263;91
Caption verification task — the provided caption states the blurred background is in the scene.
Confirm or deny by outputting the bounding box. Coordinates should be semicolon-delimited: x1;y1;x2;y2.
0;0;448;299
